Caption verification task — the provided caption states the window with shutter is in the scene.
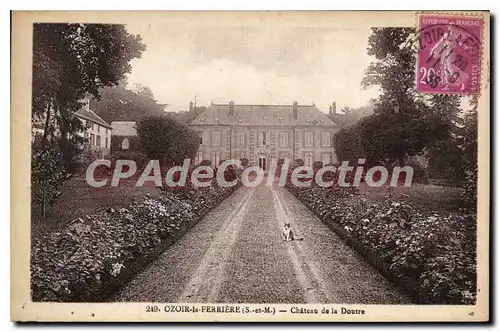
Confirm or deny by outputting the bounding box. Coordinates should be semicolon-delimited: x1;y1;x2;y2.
305;132;314;147
238;132;245;147
279;132;289;147
321;132;331;147
212;132;221;146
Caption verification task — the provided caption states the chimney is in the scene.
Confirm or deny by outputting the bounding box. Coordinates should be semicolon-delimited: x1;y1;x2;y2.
79;97;90;111
189;101;194;112
229;100;235;116
292;101;298;120
329;105;333;119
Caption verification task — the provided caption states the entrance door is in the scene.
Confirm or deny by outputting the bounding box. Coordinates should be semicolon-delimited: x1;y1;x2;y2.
258;157;267;171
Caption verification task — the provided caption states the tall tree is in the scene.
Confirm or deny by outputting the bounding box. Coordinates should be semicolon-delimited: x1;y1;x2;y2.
32;23;146;164
359;28;453;166
425;94;466;182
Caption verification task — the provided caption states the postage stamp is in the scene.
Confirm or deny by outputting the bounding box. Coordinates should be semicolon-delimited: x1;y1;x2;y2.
416;14;484;95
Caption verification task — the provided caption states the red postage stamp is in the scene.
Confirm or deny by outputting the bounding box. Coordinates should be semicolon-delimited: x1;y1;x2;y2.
416;14;484;95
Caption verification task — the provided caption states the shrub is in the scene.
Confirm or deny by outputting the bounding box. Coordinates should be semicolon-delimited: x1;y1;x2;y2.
333;124;365;163
312;161;323;170
136;115;199;164
31;179;241;302
294;159;304;167
110;150;150;169
73;148;102;175
461;165;477;209
240;158;249;167
286;183;476;304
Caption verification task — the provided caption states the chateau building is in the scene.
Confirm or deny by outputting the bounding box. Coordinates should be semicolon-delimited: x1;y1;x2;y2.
188;101;339;170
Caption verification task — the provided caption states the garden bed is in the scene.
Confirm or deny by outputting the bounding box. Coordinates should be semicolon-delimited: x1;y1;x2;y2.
31;180;241;302
286;184;477;304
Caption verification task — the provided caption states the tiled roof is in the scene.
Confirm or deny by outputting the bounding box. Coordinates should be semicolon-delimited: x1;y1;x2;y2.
75;108;112;129
189;104;337;126
111;121;138;136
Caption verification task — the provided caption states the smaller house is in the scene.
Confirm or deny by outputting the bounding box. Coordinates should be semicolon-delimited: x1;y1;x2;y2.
111;121;141;152
31;99;112;159
75;101;112;158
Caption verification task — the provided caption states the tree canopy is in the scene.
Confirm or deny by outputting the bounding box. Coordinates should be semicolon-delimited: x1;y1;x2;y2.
136;115;200;165
32;23;146;163
90;83;166;123
334;27;463;168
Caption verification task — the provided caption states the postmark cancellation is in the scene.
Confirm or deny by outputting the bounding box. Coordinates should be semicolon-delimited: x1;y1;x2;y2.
416;14;484;95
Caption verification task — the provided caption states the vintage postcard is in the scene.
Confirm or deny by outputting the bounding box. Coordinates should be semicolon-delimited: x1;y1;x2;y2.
11;10;490;322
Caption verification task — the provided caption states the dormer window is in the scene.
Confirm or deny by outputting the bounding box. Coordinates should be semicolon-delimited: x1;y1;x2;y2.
200;117;206;122
305;118;311;123
279;117;284;121
238;119;243;123
320;119;325;123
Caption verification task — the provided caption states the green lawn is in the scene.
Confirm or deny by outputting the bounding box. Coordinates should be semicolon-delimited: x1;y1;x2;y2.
359;183;466;213
31;176;161;239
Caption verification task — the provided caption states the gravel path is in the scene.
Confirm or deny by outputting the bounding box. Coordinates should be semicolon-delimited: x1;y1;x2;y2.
111;181;409;304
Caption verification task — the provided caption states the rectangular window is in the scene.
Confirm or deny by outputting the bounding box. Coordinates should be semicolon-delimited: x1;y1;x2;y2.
305;131;314;147
212;132;221;147
279;132;289;147
213;151;221;166
96;135;101;147
305;152;313;167
198;131;204;145
105;137;108;149
237;131;245;147
92;123;95;131
322;153;331;165
240;152;245;159
90;133;95;145
197;151;203;164
321;132;331;147
106;128;108;135
258;131;267;146
97;125;100;133
85;120;91;129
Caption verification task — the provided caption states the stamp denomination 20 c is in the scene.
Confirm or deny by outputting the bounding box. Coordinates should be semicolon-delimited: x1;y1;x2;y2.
417;15;484;95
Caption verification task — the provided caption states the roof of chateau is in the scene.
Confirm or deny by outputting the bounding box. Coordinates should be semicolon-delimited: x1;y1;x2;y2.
189;103;338;126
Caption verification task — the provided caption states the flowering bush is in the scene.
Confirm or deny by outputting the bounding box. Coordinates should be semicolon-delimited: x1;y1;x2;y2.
31;180;239;302
287;184;476;304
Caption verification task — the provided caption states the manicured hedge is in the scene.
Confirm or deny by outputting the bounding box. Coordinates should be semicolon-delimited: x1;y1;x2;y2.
31;180;240;302
286;184;477;304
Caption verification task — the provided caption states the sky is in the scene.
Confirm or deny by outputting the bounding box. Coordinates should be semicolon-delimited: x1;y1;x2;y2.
125;22;380;113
